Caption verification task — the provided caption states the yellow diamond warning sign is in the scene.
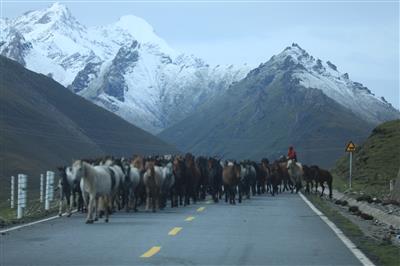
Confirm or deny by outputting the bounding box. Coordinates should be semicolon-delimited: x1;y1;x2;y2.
345;141;356;152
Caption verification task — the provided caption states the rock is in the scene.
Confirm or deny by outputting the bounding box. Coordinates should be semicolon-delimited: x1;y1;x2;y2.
360;212;374;220
357;195;373;203
335;200;342;205
349;206;359;213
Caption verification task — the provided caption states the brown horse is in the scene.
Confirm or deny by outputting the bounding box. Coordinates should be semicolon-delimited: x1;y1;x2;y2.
143;161;162;212
223;162;241;204
207;157;223;202
184;153;200;205
173;156;187;206
310;165;333;198
262;159;280;196
302;165;315;194
196;156;209;200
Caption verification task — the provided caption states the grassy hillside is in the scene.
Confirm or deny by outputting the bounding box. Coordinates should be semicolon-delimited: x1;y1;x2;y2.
332;120;400;197
0;56;177;198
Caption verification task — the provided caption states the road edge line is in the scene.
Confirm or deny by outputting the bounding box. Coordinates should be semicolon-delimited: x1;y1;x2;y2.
0;210;77;234
299;192;375;266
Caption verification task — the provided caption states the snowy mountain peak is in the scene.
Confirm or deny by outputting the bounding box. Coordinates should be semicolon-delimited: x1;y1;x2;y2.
247;43;399;125
13;2;77;29
108;14;176;56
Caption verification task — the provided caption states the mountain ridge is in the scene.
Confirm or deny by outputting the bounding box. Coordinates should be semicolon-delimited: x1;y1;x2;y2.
0;55;177;192
159;44;399;167
0;2;250;133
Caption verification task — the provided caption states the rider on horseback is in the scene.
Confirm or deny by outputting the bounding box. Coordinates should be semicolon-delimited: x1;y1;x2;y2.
287;146;297;162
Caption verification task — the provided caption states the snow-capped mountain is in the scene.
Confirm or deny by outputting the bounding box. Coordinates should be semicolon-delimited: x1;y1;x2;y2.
1;3;397;136
160;44;400;167
266;43;399;124
0;3;249;133
264;43;398;125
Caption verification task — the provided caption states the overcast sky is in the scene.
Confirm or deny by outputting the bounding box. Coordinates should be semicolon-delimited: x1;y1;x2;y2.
2;0;399;108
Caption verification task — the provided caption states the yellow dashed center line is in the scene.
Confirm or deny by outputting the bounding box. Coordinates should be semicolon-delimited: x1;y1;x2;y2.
197;207;205;212
168;227;182;236
185;216;195;221
140;246;161;258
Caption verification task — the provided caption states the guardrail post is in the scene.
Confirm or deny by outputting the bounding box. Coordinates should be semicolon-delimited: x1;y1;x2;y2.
45;171;55;210
17;174;27;219
11;176;15;209
40;174;44;203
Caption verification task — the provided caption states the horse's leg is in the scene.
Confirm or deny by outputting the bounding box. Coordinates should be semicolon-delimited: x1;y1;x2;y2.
68;193;74;217
152;188;158;213
104;196;110;223
232;187;236;205
133;189;139;212
224;185;228;203
94;196;100;221
126;188;131;212
328;179;333;199
238;185;242;204
86;194;94;224
78;192;84;213
58;189;64;216
145;187;150;211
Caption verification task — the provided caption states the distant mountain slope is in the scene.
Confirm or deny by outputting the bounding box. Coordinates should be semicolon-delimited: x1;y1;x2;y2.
159;44;399;167
0;3;249;133
0;56;177;187
332;120;400;197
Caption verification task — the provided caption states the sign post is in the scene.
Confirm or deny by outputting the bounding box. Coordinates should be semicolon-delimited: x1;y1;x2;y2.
345;141;356;190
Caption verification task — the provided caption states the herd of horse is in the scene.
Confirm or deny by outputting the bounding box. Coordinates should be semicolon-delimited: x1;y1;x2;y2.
57;154;333;224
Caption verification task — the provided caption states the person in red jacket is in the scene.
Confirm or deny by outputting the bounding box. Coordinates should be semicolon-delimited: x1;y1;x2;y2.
287;146;297;161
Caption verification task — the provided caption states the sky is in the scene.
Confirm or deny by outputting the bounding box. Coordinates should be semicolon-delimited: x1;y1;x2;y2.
1;0;399;108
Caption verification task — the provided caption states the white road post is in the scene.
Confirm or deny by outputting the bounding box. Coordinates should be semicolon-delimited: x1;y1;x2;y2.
10;176;15;209
17;174;27;219
45;171;55;210
40;174;44;203
349;152;353;190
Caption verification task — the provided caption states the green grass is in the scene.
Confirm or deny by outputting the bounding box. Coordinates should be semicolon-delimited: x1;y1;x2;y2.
0;197;60;227
307;194;400;266
332;120;400;198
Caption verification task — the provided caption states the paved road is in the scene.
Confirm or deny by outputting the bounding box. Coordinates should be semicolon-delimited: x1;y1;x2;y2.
1;194;362;265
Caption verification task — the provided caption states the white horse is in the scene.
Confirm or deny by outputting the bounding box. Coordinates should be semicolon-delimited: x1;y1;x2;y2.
72;160;115;224
160;162;176;209
124;161;142;212
287;159;304;193
143;161;163;212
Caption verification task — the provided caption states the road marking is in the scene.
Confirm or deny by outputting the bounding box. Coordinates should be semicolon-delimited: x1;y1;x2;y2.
168;227;182;236
140;246;161;258
185;216;195;221
299;192;375;266
197;207;205;212
0;210;77;234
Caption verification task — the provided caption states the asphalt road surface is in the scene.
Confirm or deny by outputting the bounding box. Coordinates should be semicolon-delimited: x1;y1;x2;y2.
0;193;363;265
